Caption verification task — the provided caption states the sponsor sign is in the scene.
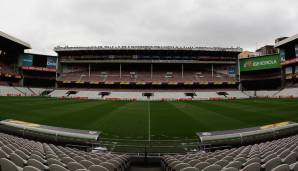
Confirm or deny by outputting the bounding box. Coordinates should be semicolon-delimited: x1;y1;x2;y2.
21;66;56;72
22;54;33;66
280;49;286;62
260;122;289;130
240;54;280;72
285;66;293;74
228;66;236;75
47;57;57;68
296;45;298;58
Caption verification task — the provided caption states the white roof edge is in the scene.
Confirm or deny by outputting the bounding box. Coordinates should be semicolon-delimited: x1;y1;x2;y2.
275;34;298;48
0;31;31;49
54;46;243;52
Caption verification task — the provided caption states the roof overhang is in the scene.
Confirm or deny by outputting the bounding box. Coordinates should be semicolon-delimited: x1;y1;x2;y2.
0;31;31;49
55;46;243;53
275;34;298;48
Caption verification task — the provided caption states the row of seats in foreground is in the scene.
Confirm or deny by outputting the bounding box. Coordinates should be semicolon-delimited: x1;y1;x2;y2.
161;134;298;171
0;133;130;171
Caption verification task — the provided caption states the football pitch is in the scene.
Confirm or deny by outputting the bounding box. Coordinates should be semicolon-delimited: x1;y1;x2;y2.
0;96;298;141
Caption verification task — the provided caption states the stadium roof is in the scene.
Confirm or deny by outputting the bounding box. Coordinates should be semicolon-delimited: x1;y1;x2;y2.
55;46;242;52
0;31;31;50
275;34;298;48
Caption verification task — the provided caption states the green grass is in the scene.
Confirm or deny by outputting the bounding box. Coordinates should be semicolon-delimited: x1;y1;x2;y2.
0;96;298;141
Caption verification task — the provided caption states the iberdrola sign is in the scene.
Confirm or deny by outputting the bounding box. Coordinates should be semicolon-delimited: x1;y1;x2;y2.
240;54;281;72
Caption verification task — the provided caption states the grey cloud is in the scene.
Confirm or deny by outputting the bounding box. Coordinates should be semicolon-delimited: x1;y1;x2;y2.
0;0;298;54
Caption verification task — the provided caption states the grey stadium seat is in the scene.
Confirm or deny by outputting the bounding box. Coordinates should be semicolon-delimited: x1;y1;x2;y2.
290;161;298;171
0;149;9;158
10;153;27;167
100;162;116;171
221;167;239;171
282;152;297;165
240;162;261;171
262;157;282;171
79;160;94;168
202;164;222;171
48;158;67;167
23;166;43;171
88;165;109;171
224;161;243;170
27;158;49;171
173;163;192;170
195;161;210;170
180;167;199;171
49;164;69;171
67;162;86;171
0;158;22;171
272;164;290;171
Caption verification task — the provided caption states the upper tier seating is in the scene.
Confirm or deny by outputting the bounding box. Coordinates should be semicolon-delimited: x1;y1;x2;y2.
60;69;237;84
0;132;130;171
162;134;298;171
0;62;18;76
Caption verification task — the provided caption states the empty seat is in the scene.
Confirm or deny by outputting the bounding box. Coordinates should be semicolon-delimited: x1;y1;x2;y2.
0;149;9;158
224;161;242;170
195;162;210;170
100;162;116;171
180;167;199;171
61;157;76;165
79;160;94;168
262;157;282;171
88;165;109;171
240;162;261;171
0;158;22;171
272;164;290;171
30;154;47;164
48;158;67;167
27;159;49;171
49;164;69;171
24;166;42;171
290;161;298;171
10;153;27;167
173;163;192;170
282;152;297;165
67;162;86;171
221;167;239;171
202;164;222;171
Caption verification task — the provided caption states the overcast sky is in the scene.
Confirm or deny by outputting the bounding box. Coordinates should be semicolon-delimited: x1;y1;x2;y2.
0;0;297;55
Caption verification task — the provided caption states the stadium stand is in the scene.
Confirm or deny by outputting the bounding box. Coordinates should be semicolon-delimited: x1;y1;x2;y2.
48;90;69;98
275;88;298;98
46;89;249;101
0;132;130;171
0;86;46;96
161;134;298;171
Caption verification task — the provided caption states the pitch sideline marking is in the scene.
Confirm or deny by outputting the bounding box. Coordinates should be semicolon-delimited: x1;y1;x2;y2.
148;100;151;142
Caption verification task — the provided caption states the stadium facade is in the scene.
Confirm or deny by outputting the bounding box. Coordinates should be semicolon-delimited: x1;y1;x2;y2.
54;46;241;89
275;35;298;85
0;31;57;87
1;30;298;92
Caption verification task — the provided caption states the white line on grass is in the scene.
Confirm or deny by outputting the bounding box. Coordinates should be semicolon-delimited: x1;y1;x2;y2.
148;99;151;142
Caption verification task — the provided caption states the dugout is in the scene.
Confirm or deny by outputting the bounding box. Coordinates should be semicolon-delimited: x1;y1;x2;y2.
197;121;298;147
0;119;100;146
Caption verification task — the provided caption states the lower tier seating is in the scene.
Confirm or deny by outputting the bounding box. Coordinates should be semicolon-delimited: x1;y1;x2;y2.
161;134;298;171
0;132;130;171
